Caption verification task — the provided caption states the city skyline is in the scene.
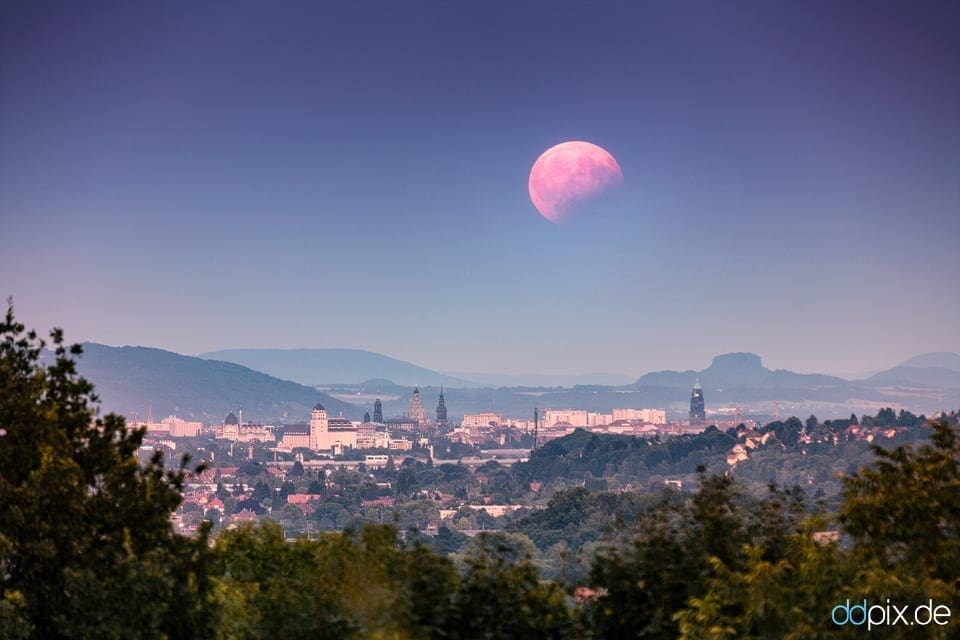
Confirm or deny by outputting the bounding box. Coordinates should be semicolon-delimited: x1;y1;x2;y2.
2;1;959;377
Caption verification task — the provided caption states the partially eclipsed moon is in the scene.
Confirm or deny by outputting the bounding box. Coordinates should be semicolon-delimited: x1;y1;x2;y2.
528;140;623;224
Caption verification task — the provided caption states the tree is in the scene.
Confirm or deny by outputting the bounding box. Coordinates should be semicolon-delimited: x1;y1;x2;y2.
251;479;270;501
0;304;217;638
214;522;463;640
397;539;459;637
396;466;418;496
450;532;574;639
287;459;305;479
675;421;960;639
675;526;850;640
588;499;696;639
839;420;960;593
214;522;353;639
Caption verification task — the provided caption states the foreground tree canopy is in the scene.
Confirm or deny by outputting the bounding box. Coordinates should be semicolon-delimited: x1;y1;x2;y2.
1;304;958;639
0;305;217;638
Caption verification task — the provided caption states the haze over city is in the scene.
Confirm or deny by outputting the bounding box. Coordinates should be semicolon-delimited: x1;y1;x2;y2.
2;1;958;377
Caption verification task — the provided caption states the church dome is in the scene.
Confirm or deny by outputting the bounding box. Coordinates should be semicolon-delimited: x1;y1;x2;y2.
224;412;239;425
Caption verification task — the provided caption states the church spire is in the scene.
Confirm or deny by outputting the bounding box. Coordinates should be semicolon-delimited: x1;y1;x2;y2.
436;386;448;428
689;378;706;427
407;386;426;425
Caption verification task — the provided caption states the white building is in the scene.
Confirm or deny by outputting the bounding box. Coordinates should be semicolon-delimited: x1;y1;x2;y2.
612;408;667;425
216;412;275;443
587;412;613;427
140;415;202;438
309;405;358;451
388;437;413;451
357;422;390;449
542;410;588;428
308;404;328;450
461;413;502;429
279;424;311;451
280;404;358;452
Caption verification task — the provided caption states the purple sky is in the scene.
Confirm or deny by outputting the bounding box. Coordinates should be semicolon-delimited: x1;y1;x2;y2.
2;0;958;376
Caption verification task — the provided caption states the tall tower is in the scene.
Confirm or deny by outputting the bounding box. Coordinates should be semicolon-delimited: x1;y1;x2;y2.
689;378;706;427
435;387;448;428
373;397;383;424
309;403;328;450
407;386;426;425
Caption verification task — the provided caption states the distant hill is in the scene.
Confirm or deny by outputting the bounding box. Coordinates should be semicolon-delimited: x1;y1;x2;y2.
198;348;480;388
897;352;960;372
55;344;960;427
862;366;960;389
855;352;960;389
444;371;635;387
60;343;361;424
632;353;847;390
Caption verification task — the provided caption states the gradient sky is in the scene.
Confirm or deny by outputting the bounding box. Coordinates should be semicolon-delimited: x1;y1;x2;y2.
2;0;958;377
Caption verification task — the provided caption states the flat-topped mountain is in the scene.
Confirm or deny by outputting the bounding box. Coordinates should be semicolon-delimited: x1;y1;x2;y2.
633;352;846;389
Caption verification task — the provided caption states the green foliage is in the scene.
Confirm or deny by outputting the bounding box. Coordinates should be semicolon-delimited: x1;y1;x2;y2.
675;531;851;640
507;486;653;553
214;521;467;639
287;459;305;478
588;499;697;639
433;524;470;554
0;590;32;639
760;416;804;447
0;303;217;638
515;428;736;488
672;420;960;639
214;522;353;639
585;471;813;639
838;420;960;618
451;532;576;639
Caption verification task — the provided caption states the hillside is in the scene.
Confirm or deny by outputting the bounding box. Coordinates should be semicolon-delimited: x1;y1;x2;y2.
198;348;479;387
855;352;960;388
898;352;960;371
863;366;960;389
444;371;635;387
633;352;847;389
508;410;946;504
63;343;361;424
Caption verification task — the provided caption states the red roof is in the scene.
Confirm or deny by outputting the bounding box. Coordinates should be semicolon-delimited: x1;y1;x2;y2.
232;509;258;522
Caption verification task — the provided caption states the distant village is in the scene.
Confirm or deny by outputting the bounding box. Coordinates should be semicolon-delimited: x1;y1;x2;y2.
130;381;927;537
131;379;915;470
131;384;691;457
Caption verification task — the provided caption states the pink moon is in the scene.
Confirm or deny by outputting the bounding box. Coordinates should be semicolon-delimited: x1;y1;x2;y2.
528;140;623;224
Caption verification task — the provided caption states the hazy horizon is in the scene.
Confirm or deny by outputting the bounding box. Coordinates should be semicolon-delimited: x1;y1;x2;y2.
63;341;960;384
3;1;958;377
